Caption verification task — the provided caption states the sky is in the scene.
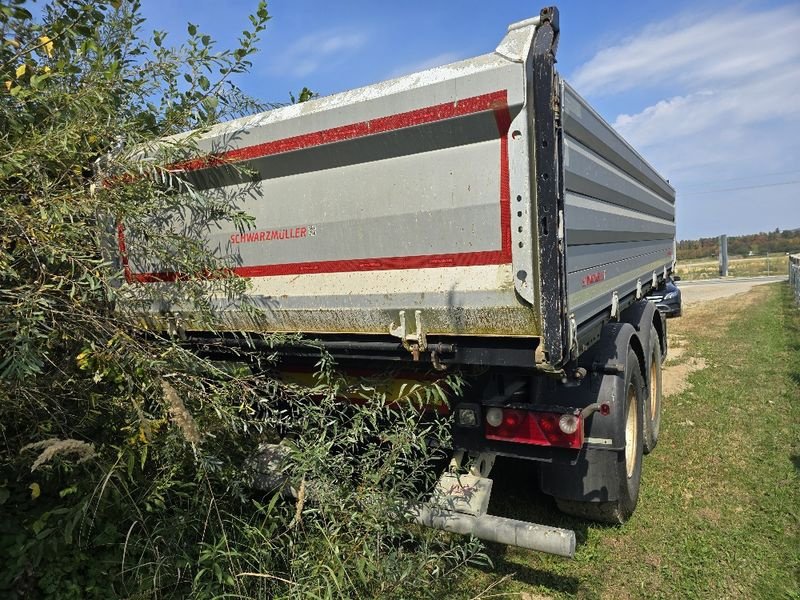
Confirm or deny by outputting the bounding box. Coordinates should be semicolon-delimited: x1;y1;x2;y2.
140;0;800;241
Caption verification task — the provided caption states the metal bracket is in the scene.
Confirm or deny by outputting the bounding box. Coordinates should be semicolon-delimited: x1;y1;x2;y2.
652;271;657;288
430;451;496;518
568;314;578;355
611;291;620;320
468;452;497;479
636;279;643;299
389;310;427;358
165;312;187;339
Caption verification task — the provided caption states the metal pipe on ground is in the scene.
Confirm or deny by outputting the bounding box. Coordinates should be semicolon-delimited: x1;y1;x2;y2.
413;505;576;558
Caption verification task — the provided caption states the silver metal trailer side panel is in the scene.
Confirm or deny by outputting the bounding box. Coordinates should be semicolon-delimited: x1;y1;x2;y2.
122;51;540;339
119;11;675;369
561;84;676;350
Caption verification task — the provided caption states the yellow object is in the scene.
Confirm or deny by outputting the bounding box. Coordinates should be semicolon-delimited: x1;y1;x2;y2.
15;64;26;78
39;35;54;57
29;482;41;499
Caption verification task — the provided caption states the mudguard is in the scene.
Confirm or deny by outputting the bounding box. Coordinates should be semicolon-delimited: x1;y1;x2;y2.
539;320;643;502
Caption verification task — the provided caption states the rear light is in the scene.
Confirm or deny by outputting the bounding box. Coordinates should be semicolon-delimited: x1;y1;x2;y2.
558;413;579;435
485;407;503;427
485;409;583;449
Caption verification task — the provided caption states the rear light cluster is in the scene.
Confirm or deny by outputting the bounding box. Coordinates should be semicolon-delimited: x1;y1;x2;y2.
484;407;584;449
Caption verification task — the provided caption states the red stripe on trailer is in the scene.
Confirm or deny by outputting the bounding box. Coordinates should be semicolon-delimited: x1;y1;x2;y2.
120;90;513;283
116;221;132;282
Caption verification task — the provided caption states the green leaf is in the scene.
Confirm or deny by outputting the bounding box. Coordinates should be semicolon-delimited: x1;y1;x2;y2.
59;485;78;498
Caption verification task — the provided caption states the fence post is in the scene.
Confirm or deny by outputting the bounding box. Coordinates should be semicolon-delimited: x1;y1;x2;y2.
791;254;800;306
719;235;728;277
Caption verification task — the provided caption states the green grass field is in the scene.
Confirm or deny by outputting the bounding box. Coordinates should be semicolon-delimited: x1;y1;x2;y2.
461;283;800;599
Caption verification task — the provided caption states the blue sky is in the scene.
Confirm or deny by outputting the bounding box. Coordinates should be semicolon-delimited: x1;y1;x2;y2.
141;0;800;240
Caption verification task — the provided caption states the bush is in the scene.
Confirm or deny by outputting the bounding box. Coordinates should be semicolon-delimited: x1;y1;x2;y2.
0;2;489;597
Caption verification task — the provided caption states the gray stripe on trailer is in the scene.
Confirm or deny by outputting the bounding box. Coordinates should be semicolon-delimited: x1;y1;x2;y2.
566;239;674;274
564;192;674;246
183;112;505;191
564;136;675;221
562;83;675;201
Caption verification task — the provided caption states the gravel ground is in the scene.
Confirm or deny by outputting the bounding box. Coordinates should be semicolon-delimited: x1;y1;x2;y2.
678;275;787;305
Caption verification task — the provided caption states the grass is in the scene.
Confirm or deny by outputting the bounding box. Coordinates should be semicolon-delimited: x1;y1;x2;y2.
676;255;789;280
460;282;800;599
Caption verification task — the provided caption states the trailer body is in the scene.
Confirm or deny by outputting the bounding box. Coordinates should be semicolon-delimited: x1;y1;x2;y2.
121;10;674;371
117;8;676;555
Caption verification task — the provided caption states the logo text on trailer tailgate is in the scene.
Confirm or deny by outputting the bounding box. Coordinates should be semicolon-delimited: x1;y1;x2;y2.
230;226;314;245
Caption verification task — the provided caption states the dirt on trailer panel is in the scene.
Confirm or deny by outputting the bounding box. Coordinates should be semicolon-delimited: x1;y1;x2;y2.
459;282;799;600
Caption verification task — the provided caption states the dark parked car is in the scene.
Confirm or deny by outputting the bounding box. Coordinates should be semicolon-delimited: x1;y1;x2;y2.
647;277;682;317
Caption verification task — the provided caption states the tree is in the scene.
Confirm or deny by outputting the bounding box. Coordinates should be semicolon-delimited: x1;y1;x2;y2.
0;2;486;597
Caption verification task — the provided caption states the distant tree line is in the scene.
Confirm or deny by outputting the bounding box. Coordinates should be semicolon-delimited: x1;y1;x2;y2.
677;228;800;260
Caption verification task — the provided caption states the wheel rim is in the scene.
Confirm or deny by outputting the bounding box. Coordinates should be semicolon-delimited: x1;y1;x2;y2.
650;358;658;417
625;384;638;478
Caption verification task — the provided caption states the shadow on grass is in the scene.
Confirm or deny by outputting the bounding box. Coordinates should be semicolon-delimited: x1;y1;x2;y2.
465;457;609;596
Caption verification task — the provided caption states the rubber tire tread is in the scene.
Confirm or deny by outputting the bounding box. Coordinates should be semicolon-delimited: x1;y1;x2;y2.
643;326;662;454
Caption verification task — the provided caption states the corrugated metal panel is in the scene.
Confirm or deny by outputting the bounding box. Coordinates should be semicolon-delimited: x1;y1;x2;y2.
561;83;676;333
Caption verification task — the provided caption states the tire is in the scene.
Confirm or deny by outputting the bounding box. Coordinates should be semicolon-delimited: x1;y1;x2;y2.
555;348;644;524
644;327;662;454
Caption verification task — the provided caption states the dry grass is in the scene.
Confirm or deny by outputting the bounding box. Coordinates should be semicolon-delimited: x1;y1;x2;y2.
162;380;202;446
21;438;96;471
676;255;789;280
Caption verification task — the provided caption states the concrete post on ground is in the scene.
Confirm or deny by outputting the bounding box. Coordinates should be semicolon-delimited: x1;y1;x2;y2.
790;254;800;306
719;235;728;277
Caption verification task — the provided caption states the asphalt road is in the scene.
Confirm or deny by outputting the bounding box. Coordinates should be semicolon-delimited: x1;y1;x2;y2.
678;275;787;305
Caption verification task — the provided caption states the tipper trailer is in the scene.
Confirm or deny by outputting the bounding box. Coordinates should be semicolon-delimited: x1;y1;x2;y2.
116;7;676;557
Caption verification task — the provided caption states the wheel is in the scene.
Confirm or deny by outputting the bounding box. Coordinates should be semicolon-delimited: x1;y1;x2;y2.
555;348;644;524
644;327;662;454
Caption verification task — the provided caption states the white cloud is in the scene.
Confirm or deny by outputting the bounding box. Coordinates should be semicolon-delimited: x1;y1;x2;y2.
388;52;463;79
569;5;800;238
268;30;368;78
572;6;800;96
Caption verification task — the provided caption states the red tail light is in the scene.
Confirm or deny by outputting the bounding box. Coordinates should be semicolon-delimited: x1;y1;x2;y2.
485;409;584;449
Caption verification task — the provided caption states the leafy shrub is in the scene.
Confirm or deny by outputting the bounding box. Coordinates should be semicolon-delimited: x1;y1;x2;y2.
0;2;489;598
